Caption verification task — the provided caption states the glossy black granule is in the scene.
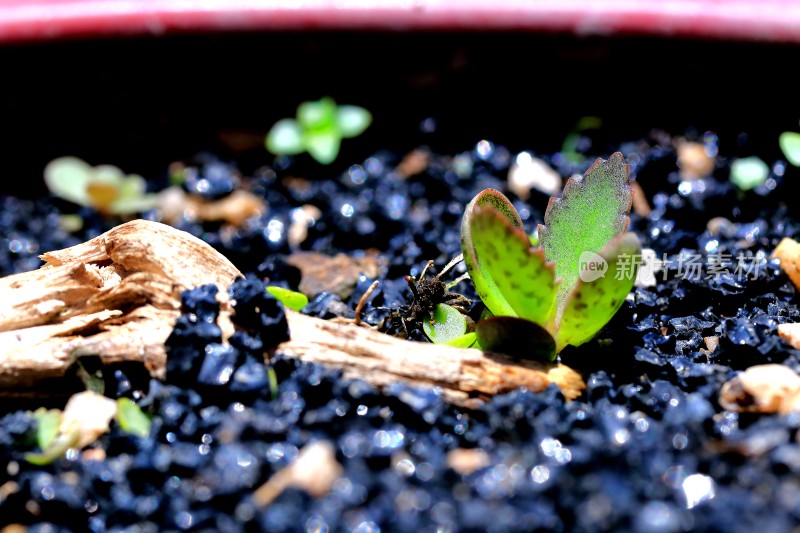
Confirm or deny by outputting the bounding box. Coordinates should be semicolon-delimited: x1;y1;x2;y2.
3;133;800;532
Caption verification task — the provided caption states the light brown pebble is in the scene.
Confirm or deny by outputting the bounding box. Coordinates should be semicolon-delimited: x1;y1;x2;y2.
771;238;800;292
447;448;491;475
676;140;715;180
719;364;800;415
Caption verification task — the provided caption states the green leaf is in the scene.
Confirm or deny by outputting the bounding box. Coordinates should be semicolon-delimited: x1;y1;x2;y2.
25;427;80;466
108;194;161;215
444;331;478;348
297;97;337;130
43;156;94;206
461;190;558;326
116;398;151;438
74;358;104;394
266;285;309;311
304;131;341;165
337;106;372;138
268;366;279;401
556;231;641;350
422;303;468;344
779;131;800;167
116;174;147;201
475;316;556;361
32;408;62;450
539;152;633;321
266;119;305;156
730;156;769;191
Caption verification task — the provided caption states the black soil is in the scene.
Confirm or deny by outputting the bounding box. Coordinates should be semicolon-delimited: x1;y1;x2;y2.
3;124;800;533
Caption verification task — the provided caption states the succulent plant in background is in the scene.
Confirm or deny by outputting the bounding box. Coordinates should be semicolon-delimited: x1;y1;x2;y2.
265;97;372;165
729;156;770;191
430;152;641;361
779;131;800;167
44;156;160;216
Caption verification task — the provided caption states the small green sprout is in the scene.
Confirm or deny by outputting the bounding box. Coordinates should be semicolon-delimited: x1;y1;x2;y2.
561;116;602;164
458;152;641;361
265;97;372;165
44;156;160;215
25;408;79;466
730;156;769;191
266;286;309;311
422;303;468;344
116;398;152;438
779;131;800;167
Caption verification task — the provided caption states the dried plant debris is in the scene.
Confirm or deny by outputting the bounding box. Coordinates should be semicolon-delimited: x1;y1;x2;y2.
286;251;385;299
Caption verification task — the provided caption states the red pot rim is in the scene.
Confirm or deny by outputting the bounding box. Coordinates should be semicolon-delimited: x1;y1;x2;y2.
1;0;800;44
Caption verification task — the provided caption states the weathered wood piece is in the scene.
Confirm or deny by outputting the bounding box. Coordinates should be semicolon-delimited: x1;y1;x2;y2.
0;220;585;405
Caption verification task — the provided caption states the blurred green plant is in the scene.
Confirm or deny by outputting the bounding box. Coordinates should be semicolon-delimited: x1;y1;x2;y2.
779;131;800;167
266;285;309;311
265;97;372;165
730;156;769;191
44;156;160;215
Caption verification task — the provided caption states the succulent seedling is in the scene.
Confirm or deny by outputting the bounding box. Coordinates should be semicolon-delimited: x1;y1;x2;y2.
779;131;800;167
265;97;372;165
400;256;471;336
44;156;160;216
459;152;642;360
729;156;770;191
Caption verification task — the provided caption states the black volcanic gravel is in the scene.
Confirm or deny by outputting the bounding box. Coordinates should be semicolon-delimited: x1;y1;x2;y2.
3;130;800;532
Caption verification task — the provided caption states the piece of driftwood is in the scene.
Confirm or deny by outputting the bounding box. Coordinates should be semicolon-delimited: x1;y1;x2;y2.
0;220;242;391
0;220;585;405
280;311;584;405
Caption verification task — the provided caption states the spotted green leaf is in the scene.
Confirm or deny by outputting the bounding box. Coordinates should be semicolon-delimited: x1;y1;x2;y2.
266;286;309;311
423;303;468;344
116;398;152;439
556;232;641;350
462;190;558;326
539;152;633;317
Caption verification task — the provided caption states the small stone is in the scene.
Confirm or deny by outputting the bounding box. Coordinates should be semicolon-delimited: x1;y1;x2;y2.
676;140;715;180
706;217;736;238
634;249;663;288
703;336;720;354
507;153;562;199
396;148;431;179
719;364;800;415
447;448;491;475
288;204;322;249
771;238;800;291
60;391;118;449
252;440;342;507
778;323;800;350
631;181;651;217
